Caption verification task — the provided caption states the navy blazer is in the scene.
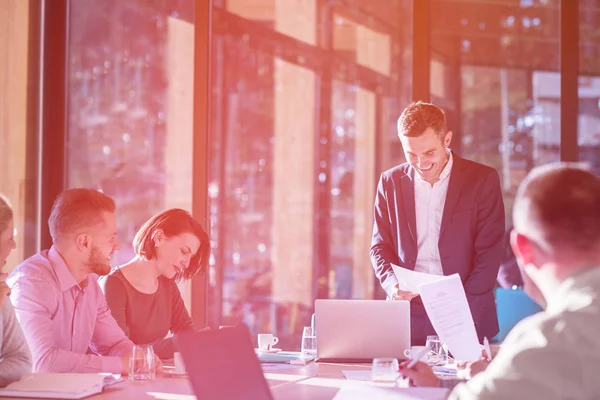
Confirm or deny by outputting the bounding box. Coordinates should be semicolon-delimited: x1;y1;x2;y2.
370;154;505;345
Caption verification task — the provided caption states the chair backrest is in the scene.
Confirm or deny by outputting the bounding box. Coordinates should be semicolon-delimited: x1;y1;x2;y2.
493;288;542;342
174;324;274;400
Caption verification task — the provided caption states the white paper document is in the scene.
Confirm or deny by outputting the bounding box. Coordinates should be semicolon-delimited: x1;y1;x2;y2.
391;264;447;293
0;373;122;399
418;274;481;361
333;384;448;400
341;370;372;381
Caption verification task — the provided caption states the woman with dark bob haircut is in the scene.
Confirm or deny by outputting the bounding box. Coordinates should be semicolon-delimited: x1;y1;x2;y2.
99;208;210;359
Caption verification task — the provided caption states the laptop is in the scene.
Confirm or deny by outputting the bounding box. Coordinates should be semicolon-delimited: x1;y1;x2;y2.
315;299;411;363
173;324;274;400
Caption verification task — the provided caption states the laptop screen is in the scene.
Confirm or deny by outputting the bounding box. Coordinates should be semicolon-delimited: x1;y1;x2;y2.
174;325;274;400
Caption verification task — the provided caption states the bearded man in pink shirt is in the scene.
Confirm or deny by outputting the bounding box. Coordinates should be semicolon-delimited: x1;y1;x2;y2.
8;188;135;374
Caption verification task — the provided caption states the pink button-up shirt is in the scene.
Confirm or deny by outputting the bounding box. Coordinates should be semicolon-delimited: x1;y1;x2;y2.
8;246;134;373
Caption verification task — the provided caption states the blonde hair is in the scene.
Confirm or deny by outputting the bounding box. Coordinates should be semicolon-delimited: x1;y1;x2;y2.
0;194;13;233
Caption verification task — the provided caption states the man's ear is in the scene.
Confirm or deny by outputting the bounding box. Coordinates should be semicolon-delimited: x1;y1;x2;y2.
443;130;453;148
76;233;90;251
510;230;536;267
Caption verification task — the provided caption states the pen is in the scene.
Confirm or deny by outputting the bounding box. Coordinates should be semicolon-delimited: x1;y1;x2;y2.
483;337;492;361
406;346;430;369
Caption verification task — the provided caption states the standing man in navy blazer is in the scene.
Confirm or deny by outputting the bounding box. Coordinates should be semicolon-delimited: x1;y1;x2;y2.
370;101;505;345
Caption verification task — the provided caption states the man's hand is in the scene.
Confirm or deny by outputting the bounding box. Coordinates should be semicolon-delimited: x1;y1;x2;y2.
399;361;440;387
390;283;419;301
456;349;491;379
0;273;11;309
456;359;489;379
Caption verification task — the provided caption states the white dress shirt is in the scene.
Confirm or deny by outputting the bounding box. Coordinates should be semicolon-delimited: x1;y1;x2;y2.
413;151;453;276
450;266;600;399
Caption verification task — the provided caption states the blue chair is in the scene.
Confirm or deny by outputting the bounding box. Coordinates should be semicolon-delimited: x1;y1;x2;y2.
492;287;542;343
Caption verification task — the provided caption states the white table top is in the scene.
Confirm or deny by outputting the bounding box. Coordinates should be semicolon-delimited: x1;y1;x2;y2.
0;362;449;400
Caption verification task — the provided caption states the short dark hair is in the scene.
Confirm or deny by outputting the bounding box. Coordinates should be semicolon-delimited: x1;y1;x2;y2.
0;194;13;233
514;163;600;252
397;101;447;137
48;188;116;242
133;208;210;281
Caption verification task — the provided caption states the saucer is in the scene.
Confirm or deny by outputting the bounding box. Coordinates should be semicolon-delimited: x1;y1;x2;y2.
255;348;282;353
162;366;187;377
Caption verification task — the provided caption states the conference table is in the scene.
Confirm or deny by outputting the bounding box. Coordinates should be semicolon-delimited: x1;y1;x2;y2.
0;361;450;399
87;361;447;399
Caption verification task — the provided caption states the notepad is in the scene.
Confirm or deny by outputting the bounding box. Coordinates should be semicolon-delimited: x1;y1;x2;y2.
0;373;123;399
341;370;372;381
255;351;315;365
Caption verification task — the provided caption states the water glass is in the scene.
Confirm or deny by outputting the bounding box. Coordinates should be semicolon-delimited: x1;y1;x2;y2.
301;326;317;355
129;344;156;381
426;335;448;366
371;357;399;384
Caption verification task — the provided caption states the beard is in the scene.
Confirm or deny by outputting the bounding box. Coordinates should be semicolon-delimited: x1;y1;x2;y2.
87;245;112;276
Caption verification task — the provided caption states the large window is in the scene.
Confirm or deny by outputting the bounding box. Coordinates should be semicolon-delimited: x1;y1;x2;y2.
19;0;590;352
578;0;600;174
208;1;412;349
67;1;195;305
431;0;561;225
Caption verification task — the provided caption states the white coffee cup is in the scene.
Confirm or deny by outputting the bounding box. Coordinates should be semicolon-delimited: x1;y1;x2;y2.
404;345;429;361
257;333;279;351
174;351;186;374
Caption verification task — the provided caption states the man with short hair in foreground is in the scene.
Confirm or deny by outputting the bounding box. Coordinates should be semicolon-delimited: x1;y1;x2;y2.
401;163;600;398
9;189;135;373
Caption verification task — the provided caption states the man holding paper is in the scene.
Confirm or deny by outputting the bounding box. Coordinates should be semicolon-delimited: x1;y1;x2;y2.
370;101;505;344
401;163;600;398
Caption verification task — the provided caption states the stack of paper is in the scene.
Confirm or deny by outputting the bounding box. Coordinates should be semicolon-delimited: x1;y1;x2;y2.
0;373;123;399
255;351;315;365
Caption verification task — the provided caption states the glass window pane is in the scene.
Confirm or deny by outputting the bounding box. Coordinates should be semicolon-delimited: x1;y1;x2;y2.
431;0;561;225
67;1;195;303
209;2;412;349
578;1;600;173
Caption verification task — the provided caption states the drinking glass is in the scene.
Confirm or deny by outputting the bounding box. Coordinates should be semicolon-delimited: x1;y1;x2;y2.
301;327;317;355
426;335;448;366
371;357;399;384
129;344;156;381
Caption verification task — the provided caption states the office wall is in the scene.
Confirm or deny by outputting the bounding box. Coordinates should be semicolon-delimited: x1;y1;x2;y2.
0;0;30;272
